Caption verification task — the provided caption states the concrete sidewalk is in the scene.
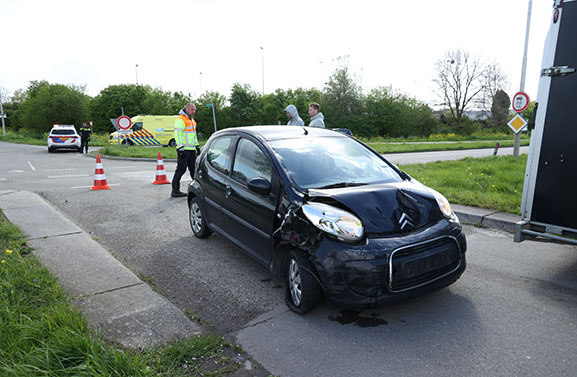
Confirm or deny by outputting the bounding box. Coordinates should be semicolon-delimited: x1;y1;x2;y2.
0;190;201;349
0;190;520;349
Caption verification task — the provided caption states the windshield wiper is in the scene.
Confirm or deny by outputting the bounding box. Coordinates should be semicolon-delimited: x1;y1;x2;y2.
315;182;368;189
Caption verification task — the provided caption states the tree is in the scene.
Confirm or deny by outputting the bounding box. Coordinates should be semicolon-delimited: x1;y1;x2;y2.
323;63;363;131
142;88;191;115
228;83;259;127
489;89;511;129
324;65;362;115
479;61;509;118
89;84;149;133
17;83;89;133
365;87;436;138
433;49;484;132
195;91;227;137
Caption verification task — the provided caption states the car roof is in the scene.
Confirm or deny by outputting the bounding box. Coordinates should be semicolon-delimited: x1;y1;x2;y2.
51;124;76;129
215;125;348;142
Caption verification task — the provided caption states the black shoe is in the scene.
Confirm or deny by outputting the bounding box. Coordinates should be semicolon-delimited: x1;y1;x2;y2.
171;191;187;198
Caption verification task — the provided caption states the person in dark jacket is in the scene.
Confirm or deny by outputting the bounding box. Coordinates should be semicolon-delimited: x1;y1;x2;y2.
79;122;91;153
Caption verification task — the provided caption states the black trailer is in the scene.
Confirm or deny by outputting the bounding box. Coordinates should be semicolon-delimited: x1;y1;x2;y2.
515;0;577;244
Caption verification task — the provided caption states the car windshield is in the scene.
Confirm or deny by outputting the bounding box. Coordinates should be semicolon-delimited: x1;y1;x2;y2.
269;136;402;190
51;129;76;135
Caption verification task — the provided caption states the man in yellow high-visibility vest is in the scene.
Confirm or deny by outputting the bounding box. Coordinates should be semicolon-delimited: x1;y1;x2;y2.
171;103;200;198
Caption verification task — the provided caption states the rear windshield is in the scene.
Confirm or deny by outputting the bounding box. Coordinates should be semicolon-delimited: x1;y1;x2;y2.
269;136;401;190
50;129;76;135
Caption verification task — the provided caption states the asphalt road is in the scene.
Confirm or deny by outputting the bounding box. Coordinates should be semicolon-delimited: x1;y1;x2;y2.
1;142;575;377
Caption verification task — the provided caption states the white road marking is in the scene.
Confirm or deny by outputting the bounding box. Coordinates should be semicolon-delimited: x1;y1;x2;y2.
71;183;121;189
45;168;79;172
8;170;25;173
27;161;36;171
0;178;6;181
121;171;153;175
107;166;141;169
48;174;90;179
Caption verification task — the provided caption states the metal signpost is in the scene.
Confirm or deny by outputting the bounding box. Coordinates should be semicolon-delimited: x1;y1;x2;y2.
206;103;217;132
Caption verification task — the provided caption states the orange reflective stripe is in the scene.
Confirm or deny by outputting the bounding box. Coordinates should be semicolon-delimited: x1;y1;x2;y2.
178;115;196;132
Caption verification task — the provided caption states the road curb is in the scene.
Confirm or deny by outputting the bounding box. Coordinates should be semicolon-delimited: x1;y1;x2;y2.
453;204;520;233
0;190;202;349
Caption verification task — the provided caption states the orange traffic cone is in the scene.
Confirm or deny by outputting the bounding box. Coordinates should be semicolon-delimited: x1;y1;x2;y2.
152;152;171;185
91;154;111;190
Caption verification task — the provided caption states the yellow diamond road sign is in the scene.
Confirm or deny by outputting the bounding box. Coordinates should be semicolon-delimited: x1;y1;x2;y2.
507;114;527;134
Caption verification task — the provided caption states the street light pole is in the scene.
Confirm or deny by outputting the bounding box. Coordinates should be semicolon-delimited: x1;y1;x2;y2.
260;47;264;95
514;0;533;157
135;64;139;85
319;60;324;89
0;90;6;137
199;72;203;96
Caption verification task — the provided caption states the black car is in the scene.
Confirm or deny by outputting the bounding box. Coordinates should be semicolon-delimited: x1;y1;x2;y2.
187;126;466;313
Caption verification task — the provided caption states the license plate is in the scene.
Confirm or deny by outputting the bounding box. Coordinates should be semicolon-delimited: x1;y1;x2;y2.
403;251;453;279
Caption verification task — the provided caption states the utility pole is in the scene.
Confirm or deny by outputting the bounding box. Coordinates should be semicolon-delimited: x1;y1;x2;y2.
135;64;139;85
515;0;533;157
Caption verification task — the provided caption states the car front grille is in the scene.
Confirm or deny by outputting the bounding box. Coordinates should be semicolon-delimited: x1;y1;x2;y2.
389;236;462;292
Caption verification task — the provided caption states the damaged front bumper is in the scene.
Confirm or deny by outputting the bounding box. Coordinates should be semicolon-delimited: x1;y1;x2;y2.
308;220;467;309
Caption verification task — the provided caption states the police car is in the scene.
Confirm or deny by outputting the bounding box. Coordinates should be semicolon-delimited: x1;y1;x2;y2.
47;125;82;153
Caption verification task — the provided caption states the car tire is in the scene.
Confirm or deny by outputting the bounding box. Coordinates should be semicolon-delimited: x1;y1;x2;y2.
168;139;176;147
285;249;321;314
48;147;54;153
189;197;212;238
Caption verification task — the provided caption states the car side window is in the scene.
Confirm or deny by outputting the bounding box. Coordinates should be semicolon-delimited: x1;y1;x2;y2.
207;136;233;174
232;138;272;184
132;122;143;131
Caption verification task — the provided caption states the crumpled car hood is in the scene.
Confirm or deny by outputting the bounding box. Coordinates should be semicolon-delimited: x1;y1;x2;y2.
307;181;444;235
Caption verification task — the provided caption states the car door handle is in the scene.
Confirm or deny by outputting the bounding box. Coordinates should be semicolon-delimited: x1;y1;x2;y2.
225;185;232;198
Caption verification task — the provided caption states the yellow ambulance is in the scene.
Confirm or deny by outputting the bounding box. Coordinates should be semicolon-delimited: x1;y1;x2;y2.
109;115;179;146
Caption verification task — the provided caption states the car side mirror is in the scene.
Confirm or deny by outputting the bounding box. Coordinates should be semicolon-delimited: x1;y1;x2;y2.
248;177;272;195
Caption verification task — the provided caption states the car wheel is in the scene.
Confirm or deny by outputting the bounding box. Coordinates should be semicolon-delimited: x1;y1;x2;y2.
285;249;321;314
168;139;176;147
48;147;54;153
189;197;212;238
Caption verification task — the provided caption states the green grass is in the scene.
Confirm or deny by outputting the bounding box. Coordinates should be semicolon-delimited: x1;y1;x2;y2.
98;139;528;159
365;140;530;154
0;211;248;376
0;131;110;147
0;131;47;146
401;155;527;214
98;145;180;159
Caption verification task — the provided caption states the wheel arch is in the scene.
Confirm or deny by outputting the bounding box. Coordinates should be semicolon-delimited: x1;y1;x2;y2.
271;244;325;291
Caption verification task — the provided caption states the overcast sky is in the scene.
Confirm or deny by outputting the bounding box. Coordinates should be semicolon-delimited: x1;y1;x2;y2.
1;0;553;108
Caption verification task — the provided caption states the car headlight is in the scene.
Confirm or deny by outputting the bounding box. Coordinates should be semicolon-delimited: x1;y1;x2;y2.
302;202;364;241
431;190;454;220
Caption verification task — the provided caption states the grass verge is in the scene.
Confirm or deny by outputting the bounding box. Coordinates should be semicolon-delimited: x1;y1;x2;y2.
401;155;527;214
0;210;250;376
366;140;530;154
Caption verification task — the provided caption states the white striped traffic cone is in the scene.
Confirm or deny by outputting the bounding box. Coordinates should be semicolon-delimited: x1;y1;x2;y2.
152;152;171;185
91;154;111;190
